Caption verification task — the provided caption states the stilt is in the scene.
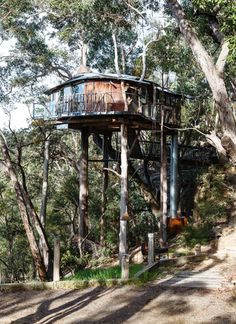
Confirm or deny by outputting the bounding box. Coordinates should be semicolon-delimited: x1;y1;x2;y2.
160;116;168;244
79;129;89;254
119;124;129;261
148;233;155;265
170;132;178;218
100;135;108;246
53;238;60;282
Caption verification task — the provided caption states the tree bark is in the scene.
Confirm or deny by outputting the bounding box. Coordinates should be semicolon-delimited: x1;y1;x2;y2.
0;133;47;281
39;136;51;274
112;32;121;76
166;0;236;163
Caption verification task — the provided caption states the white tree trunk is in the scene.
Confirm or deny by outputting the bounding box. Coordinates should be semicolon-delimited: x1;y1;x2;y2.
166;0;236;162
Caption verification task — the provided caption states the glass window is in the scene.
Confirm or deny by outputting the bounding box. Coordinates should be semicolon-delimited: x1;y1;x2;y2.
74;84;84;94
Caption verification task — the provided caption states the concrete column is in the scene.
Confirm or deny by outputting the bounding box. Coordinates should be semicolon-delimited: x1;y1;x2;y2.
170;133;178;218
53;238;60;282
119;124;129;261
148;233;155;265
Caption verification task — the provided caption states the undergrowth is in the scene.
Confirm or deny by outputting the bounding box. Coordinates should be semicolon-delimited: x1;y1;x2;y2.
65;264;144;281
179;223;213;248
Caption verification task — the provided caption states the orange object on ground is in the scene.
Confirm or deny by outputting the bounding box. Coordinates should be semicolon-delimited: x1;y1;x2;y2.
167;217;188;236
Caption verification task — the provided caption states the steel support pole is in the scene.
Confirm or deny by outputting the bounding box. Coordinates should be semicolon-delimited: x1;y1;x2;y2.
160;111;168;244
170;133;178;218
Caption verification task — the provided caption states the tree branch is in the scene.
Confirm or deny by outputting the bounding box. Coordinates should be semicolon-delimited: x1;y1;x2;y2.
112;32;121;76
215;41;229;75
122;0;146;20
140;39;159;81
103;167;121;178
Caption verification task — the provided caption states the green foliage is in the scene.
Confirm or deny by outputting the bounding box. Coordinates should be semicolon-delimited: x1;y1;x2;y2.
66;264;144;281
61;250;89;274
180;223;213;247
177;165;235;248
195;166;233;223
189;0;236;61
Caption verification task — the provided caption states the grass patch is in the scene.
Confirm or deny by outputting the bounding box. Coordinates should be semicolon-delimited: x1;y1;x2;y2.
65;264;144;281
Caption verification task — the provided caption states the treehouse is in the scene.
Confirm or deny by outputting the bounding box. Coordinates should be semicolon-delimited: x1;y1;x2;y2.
34;70;185;268
35;72;182;131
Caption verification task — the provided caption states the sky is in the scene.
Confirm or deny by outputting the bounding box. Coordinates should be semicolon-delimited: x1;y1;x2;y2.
0;39;31;129
0;104;31;130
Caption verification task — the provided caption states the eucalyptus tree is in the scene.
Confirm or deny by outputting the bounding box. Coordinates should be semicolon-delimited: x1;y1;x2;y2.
164;0;236;163
43;0;143;73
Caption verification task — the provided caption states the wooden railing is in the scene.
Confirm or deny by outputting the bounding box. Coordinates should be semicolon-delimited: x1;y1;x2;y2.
33;91;181;126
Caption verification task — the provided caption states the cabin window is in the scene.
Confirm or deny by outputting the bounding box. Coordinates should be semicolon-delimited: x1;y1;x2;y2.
74;83;85;95
140;87;148;104
73;84;85;113
63;86;72;113
64;86;72;98
49;93;56;116
165;94;171;106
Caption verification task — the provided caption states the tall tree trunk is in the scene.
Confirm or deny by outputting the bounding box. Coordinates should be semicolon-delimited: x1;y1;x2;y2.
39;136;51;275
112;32;121;76
0;133;47;281
81;41;88;67
166;0;236;163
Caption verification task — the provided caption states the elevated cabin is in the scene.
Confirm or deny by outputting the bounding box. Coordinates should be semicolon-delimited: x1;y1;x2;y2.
33;72;184;263
34;72;183;131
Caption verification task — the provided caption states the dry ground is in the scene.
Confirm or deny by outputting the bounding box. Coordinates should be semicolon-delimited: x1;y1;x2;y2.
0;282;236;323
1;227;236;324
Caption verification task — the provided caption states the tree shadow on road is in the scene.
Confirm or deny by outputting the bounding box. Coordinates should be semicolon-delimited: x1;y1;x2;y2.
4;255;231;324
10;286;111;324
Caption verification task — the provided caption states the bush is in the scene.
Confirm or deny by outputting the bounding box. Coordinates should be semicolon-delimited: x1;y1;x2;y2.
179;223;213;248
61;250;89;275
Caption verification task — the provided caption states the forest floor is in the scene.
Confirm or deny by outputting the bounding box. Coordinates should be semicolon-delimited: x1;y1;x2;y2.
1;228;236;324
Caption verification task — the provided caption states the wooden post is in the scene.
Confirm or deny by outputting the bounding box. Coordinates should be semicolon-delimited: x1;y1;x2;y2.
121;254;129;279
119;124;129;261
53;238;60;282
100;135;108;245
79;129;89;254
148;233;155;265
160;110;168;245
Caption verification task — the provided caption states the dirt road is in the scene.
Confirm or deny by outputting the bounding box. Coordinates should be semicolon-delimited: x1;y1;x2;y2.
1;228;236;323
0;283;235;324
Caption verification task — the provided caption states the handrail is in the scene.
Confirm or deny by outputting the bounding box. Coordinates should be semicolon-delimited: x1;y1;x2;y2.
33;91;181;126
